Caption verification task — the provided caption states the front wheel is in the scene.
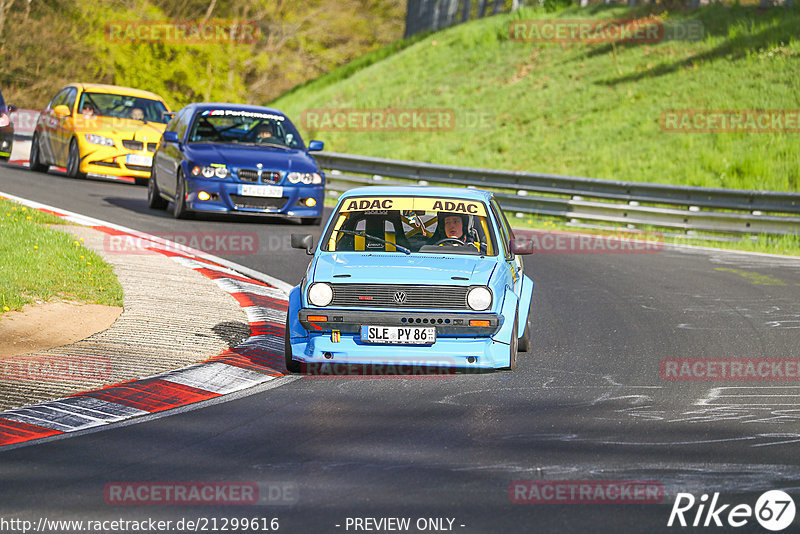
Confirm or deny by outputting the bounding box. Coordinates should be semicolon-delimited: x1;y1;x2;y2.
518;318;531;353
66;138;86;179
147;167;168;210
29;133;48;172
501;311;518;371
172;172;190;219
284;318;300;373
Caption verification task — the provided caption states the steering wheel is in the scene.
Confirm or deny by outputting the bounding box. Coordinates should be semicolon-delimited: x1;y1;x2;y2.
434;238;466;246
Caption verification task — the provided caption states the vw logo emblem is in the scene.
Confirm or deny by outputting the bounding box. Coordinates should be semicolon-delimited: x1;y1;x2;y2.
393;291;407;304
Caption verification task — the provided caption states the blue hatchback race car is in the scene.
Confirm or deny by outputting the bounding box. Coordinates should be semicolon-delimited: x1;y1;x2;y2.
286;186;534;373
149;103;325;224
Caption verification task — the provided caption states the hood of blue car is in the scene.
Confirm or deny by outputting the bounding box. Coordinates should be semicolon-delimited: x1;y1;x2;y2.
312;253;497;286
185;144;318;172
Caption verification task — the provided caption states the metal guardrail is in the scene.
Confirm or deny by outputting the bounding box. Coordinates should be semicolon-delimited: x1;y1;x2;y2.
314;151;800;236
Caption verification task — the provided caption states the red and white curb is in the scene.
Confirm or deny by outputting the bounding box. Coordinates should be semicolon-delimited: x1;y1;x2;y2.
0;192;292;447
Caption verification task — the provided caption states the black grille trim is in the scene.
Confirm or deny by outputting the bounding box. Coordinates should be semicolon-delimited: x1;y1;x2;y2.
237;169;281;184
124;164;152;172
330;284;469;309
122;139;144;150
229;194;288;210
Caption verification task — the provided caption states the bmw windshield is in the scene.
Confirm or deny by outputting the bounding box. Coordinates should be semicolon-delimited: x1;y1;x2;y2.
187;108;305;149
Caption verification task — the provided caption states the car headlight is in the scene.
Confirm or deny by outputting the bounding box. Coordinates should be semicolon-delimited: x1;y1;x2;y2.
288;172;322;184
191;165;228;178
85;134;114;147
308;282;333;307
0;114;9;128
467;287;492;311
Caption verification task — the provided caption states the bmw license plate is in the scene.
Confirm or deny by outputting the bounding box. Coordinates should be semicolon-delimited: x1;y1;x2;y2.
239;184;283;197
126;154;152;167
361;325;436;345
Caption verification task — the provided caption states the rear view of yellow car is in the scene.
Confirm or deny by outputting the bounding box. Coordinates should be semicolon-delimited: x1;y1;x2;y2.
29;83;170;185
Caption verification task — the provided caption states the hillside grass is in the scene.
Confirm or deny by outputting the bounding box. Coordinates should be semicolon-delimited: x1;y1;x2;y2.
273;5;800;193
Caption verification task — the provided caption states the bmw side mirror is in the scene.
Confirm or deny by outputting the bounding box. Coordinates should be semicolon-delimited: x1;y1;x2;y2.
510;238;533;255
7;105;17;113
291;233;315;255
308;140;324;152
163;131;179;144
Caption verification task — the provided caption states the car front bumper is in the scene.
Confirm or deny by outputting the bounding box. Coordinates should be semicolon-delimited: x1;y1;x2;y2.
183;177;324;217
290;308;507;369
77;140;155;179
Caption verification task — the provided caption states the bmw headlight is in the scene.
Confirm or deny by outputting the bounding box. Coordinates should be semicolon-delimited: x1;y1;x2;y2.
287;172;322;185
85;134;115;147
467;287;492;311
308;282;333;307
191;165;228;179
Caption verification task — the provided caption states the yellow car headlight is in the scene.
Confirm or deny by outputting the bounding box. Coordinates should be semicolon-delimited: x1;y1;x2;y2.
85;134;115;147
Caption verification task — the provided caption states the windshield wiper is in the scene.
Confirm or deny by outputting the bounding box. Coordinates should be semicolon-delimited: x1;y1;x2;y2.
334;229;411;255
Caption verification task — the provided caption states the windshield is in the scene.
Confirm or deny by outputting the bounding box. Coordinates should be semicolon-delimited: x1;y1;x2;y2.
78;92;169;123
187;108;304;149
322;195;498;255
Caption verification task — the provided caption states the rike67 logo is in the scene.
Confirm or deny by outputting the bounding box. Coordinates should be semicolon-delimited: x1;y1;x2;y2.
668;491;796;531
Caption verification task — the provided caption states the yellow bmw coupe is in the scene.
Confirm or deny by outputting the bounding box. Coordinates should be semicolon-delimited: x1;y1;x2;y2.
29;83;170;185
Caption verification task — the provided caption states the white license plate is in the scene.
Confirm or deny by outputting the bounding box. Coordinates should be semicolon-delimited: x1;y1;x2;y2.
361;325;436;345
239;184;283;197
126;154;152;166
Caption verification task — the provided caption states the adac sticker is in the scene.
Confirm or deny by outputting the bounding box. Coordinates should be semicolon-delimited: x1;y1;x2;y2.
341;197;413;212
415;198;487;216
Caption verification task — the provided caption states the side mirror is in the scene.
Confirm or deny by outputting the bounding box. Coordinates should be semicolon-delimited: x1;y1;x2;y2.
291;233;315;255
53;105;70;117
307;140;324;152
7;105;17;113
163;131;180;144
510;238;533;255
162;111;175;120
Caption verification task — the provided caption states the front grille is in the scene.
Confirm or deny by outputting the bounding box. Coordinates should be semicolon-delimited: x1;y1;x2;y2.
229;194;287;210
122;139;143;150
237;169;281;184
147;142;157;152
329;284;469;309
92;161;119;168
125;164;151;172
238;169;259;182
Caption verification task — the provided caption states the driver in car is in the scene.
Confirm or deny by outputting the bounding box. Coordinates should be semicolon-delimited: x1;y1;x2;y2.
429;212;479;248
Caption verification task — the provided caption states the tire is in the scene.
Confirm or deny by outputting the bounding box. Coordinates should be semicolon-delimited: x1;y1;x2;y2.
518;318;531;353
172;171;190;219
501;311;518;371
300;216;322;226
284;317;300;373
29;133;47;172
66;138;86;179
147;167;169;210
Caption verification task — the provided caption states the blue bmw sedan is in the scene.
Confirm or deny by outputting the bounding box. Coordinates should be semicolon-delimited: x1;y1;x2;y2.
149;103;325;224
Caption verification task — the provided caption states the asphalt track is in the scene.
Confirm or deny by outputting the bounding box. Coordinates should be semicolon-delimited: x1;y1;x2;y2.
1;164;800;533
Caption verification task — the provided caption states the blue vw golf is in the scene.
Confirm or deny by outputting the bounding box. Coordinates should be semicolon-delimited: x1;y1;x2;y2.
149;103;325;224
286;186;535;373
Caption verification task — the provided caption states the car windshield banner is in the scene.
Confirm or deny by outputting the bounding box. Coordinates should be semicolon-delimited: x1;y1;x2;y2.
340;197;487;216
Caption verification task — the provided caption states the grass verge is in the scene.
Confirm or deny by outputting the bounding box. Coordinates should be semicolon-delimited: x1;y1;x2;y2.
0;198;124;315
